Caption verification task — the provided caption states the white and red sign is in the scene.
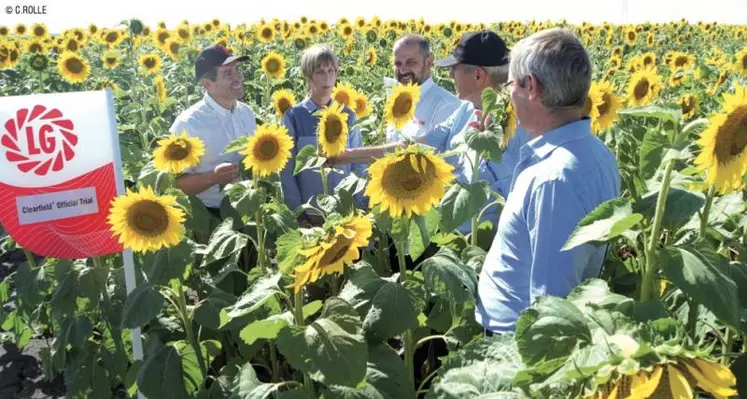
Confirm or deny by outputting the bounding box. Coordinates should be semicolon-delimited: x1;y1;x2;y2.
0;90;125;259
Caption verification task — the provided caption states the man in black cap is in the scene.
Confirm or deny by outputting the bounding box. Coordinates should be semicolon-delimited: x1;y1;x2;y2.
169;44;257;215
328;30;530;235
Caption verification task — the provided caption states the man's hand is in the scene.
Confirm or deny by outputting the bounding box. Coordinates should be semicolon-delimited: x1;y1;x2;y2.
212;163;239;185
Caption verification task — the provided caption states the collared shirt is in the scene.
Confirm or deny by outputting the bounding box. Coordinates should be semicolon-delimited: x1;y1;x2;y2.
475;117;621;333
385;77;462;143
169;93;257;208
280;97;368;212
423;100;530;233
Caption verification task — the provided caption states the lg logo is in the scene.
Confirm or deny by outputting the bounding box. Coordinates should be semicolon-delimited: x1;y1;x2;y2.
1;105;78;176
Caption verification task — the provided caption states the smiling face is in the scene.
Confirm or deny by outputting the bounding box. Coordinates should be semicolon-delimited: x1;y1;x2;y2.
203;61;244;103
394;43;431;85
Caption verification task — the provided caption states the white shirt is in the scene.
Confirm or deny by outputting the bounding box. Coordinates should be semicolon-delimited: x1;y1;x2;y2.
385;77;462;143
169;93;257;208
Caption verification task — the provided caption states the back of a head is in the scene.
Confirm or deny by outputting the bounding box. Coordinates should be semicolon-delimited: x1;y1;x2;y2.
509;28;591;110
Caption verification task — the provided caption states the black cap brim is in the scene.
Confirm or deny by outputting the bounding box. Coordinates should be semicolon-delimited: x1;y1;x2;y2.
222;55;249;65
435;55;459;68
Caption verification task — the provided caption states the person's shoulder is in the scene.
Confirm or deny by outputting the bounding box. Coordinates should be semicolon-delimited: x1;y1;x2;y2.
235;100;256;116
431;82;460;103
170;99;209;133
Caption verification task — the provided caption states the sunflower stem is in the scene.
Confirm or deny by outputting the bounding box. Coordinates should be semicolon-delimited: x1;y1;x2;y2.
394;225;415;393
688;185;716;338
255;210;267;275
722;328;733;365
470;149;481;247
93;256;127;377
640;158;676;302
176;277;208;379
320;166;329;196
293;290;313;392
22;248;37;268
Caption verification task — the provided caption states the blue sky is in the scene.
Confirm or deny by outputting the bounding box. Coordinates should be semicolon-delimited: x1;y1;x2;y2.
1;0;746;34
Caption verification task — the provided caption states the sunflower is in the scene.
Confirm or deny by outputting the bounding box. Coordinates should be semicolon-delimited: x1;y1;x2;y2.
587;358;737;399
592;81;623;134
290;214;373;293
15;24;27;36
271;89;296;119
671;51;696;71
102;29;124;47
353;92;371;119
175;25;192;43
108;185;185;253
239;123;294;177
30;23;48;39
101;50;121;69
694;84;747;194
0;26;9;37
624;27;637;45
317;102;349;157
733;46;747;77
626;66;662;107
163;39;181;61
339;24;354;38
256;23;275;43
153;28;170;49
139;53;161;74
261;52;286;79
678;93;699;120
384;82;421;130
27;40;45;54
365;145;454;218
153;131;205;174
641;51;656;68
154;75;167;103
365;47;377;66
57;51;90;84
331;82;356;108
583;82;605;121
29;53;48;71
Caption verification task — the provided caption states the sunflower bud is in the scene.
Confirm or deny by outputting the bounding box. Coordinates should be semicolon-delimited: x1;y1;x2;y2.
128;19;145;35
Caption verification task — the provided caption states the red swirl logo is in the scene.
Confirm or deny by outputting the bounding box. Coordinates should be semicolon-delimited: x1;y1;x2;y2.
1;105;77;176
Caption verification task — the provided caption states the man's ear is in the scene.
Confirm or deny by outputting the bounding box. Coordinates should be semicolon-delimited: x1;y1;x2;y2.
425;55;433;68
527;75;542;102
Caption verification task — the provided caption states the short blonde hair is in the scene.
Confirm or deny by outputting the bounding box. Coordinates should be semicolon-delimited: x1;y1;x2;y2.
300;45;339;81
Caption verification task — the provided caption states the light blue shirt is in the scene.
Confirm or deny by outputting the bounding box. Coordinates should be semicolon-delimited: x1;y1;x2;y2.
475;117;621;333
279;98;368;212
423;100;530;233
385;77;462;143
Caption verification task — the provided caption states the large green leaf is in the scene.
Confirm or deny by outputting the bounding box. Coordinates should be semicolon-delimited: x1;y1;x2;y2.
633;188;705;229
727;262;747;312
239;301;322;345
408;208;440;260
638;128;670;180
294;144;325;175
421;247;477;303
174;340;205;395
193;290;237;331
439;182;491;234
121;284;164;329
465;123;504;164
276;297;367;387
222;136;250;155
338;263;418;340
185;195;218;235
143;240;194;286
138;341;187;399
61;316;93;349
515;296;592;366
427;335;526;398
660;240;741;328
275;230;303;275
566;279;633;313
619;104;681;124
227;181;263;220
562;197;643;251
219;272;283;326
324;344;416;399
231;362;314;398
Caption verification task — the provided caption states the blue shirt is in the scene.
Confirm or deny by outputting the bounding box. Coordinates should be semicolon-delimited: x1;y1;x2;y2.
423;100;530;233
280;98;368;212
475;117;621;333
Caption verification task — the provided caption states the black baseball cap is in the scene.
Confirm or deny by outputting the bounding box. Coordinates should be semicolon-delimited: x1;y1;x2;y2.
435;30;510;68
194;44;248;81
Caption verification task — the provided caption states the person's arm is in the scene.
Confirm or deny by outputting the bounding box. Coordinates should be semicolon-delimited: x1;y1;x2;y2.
279;112;304;211
175;163;238;195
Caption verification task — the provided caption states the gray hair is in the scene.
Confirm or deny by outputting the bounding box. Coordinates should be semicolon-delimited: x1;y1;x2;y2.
461;64;510;86
508;28;591;109
393;34;431;58
300;44;339;81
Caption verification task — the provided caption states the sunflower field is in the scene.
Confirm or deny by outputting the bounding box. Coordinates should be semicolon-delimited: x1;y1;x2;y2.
2;16;747;399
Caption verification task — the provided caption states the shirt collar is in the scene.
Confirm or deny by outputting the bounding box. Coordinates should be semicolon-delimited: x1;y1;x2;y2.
301;97;332;114
204;93;235;117
419;77;435;98
524;117;592;159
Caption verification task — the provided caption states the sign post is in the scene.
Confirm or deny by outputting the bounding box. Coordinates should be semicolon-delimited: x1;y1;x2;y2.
0;89;144;391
